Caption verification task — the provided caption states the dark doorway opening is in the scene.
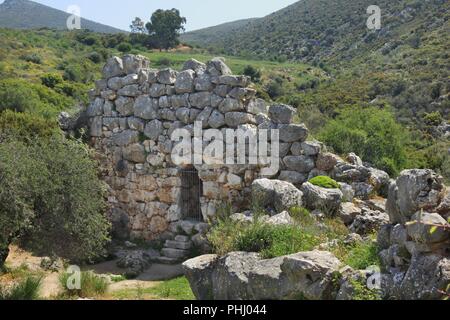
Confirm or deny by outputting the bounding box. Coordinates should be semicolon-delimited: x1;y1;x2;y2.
180;167;203;221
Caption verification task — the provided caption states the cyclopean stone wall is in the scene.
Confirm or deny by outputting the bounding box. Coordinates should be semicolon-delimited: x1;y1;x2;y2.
86;54;391;241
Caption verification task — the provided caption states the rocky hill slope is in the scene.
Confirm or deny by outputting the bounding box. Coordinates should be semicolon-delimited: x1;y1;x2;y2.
0;0;124;33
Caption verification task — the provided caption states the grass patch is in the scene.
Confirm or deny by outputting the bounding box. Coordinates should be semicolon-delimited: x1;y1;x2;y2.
332;237;381;270
0;276;42;300
208;207;349;259
349;278;382;301
112;277;194;300
59;270;108;298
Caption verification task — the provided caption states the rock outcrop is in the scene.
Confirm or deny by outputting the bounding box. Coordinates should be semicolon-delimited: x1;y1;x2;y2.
378;169;449;300
183;250;342;300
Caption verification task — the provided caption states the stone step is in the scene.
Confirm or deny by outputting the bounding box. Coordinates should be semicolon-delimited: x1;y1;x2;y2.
161;248;190;260
154;256;181;265
175;235;190;243
165;240;192;250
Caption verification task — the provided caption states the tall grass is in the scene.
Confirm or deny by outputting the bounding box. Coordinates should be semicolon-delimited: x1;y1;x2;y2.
0;276;42;300
208;206;349;259
59;271;108;298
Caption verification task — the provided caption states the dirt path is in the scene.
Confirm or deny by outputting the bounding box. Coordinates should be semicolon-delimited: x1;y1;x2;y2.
3;246;184;300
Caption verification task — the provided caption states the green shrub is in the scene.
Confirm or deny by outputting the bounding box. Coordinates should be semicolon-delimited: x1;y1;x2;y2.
319;106;407;176
0;276;42;300
87;52;103;64
208;208;346;259
423;111;443;126
0;136;110;267
0;79;41;112
265;80;284;99
59;271;108;298
40;73;63;88
243;65;261;83
0;110;58;139
117;42;132;53
309;176;340;189
0;79;72;115
349;278;382;300
340;240;380;270
19;53;42;64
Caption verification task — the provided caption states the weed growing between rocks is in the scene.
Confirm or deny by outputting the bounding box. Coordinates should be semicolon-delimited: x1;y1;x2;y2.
208;206;353;259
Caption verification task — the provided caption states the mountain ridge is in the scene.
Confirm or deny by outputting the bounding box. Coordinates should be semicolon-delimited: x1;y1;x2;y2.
0;0;125;33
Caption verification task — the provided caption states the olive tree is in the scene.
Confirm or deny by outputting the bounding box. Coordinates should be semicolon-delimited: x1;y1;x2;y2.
0;136;110;267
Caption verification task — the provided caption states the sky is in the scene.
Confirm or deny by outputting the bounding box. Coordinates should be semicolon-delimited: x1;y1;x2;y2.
18;0;300;32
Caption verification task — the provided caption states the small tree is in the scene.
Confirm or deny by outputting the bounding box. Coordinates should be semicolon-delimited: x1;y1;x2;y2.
0;135;110;267
145;9;186;50
130;17;146;34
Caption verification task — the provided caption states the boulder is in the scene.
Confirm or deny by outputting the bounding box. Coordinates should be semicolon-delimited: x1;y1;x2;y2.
386;169;445;224
278;171;307;185
175;70;195;93
116;250;151;278
406;211;449;244
225;112;256;127
112;130;139;147
118;84;140;97
280;250;342;300
252;179;303;213
189;92;211;108
317;153;342;172
157;68;177;85
301;182;343;215
283;156;315;173
397;254;450;300
182;59;207;74
122;54;149;74
134;95;159;120
349;210;389;235
218;75;249;87
279;124;309;143
207;58;232;76
339;202;362;225
183;250;343;300
115;96;134;116
218;97;244;113
247;99;268;115
269;104;296;124
123;143;146;163
208;110;225;129
194;73;213;91
144;120;163;140
102;56;125;78
266;211;294;226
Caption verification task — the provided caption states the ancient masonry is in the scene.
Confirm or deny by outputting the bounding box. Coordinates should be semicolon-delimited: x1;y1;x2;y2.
86;54;390;241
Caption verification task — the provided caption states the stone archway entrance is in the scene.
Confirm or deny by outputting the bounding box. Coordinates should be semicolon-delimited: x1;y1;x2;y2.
180;167;203;221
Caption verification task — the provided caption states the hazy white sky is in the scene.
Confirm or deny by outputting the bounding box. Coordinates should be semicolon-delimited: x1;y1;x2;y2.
21;0;300;31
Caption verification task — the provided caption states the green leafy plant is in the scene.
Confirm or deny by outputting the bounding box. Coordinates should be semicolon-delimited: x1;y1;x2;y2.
309;176;340;189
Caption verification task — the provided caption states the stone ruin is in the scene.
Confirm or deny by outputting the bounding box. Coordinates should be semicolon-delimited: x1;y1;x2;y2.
86;54;391;243
85;54;449;298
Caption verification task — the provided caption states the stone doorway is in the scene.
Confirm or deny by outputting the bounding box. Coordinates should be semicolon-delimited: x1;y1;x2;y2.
180;167;203;221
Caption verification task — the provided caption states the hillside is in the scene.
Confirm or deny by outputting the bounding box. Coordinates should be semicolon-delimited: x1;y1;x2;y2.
182;0;449;63
180;18;257;48
0;0;124;33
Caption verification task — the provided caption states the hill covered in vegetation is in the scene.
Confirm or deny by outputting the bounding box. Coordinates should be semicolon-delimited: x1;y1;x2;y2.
0;0;124;33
